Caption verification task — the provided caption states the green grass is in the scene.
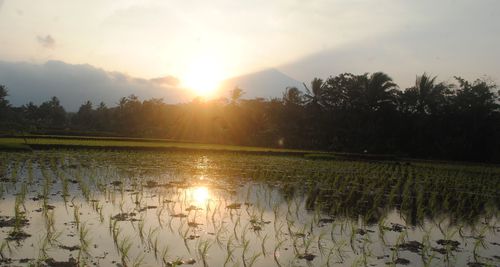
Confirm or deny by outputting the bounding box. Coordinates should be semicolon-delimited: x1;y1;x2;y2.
0;140;32;151
304;153;338;160
2;136;498;166
0;137;316;154
5;133;179;143
305;152;398;161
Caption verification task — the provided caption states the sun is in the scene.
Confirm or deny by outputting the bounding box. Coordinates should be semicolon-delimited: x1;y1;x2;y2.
181;57;224;98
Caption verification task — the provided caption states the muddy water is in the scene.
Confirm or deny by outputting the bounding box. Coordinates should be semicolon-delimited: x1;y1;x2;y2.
0;150;499;266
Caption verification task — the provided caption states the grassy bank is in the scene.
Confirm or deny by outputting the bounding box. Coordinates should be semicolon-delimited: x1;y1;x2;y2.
3;136;495;165
0;136;315;155
0;140;32;151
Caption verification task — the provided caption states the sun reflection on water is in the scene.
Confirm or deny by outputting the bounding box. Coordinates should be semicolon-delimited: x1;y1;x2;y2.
191;186;210;205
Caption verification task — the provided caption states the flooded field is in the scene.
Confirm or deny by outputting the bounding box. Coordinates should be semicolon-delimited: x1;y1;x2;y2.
0;150;499;267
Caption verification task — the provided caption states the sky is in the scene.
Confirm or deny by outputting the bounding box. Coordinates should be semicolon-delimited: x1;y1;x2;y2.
0;0;499;105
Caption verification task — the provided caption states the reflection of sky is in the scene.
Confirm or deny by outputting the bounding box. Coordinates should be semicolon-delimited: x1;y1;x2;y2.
2;151;500;267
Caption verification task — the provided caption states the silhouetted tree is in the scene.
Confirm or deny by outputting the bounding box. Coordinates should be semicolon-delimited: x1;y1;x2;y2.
0;85;8;108
303;78;328;147
229;87;245;105
94;102;110;131
303;78;325;108
401;73;451;115
358;72;399;152
445;77;500;160
38;96;67;128
73;101;94;129
1;72;499;162
361;72;398;111
0;85;10;122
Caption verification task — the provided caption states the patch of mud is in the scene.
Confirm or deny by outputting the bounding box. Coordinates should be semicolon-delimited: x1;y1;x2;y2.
111;212;139;221
43;257;78;267
185;205;202;211
226;203;241;209
298;253;316;261
110;181;122;186
436;239;460;250
356;229;374;235
399;241;424;254
165;258;196;266
387;258;410;265
59;244;80;251
188;221;202;228
318;218;334;226
382;223;406;232
6;230;31;241
467;262;487;267
0;217;29;228
185;234;200;240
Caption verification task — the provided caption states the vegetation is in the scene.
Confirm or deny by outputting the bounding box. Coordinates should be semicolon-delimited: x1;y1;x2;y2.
1;72;500;162
1;71;498;266
0;150;499;266
0;137;314;155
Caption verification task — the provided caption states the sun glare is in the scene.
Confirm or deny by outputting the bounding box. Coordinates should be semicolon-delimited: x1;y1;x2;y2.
191;186;210;204
181;57;224;98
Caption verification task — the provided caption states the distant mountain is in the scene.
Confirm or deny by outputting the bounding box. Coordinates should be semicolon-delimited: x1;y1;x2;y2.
0;61;305;111
219;68;303;99
0;60;190;111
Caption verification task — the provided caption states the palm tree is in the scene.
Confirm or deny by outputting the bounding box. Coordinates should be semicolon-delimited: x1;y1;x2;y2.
404;73;449;115
303;78;325;108
360;72;398;111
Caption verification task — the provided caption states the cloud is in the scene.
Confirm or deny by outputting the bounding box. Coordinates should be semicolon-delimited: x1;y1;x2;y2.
220;68;302;99
36;35;55;49
150;76;181;87
280;19;500;89
0;60;192;111
2;1;500;88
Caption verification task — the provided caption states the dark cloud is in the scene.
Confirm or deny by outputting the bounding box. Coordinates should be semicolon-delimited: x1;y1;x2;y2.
281;26;500;89
36;35;55;49
0;60;191;111
0;60;301;111
220;68;302;99
150;76;180;87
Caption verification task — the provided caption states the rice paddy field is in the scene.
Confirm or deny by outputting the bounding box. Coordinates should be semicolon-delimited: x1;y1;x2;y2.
0;150;499;266
0;137;312;154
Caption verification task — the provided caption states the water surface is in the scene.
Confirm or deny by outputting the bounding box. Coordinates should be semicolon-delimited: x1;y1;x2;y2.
0;150;499;266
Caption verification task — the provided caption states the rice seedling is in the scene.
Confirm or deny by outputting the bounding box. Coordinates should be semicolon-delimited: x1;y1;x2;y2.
197;239;212;267
118;235;133;264
273;238;286;267
0;150;498;266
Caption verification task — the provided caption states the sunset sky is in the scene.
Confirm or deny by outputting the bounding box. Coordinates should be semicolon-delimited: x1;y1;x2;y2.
1;0;499;100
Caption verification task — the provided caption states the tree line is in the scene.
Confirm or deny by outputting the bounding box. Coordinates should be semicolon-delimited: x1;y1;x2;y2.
1;72;499;162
